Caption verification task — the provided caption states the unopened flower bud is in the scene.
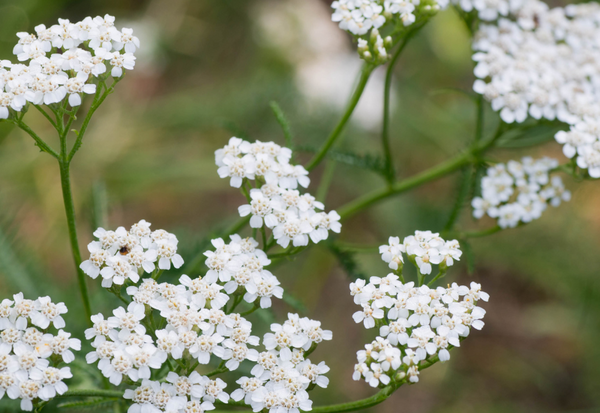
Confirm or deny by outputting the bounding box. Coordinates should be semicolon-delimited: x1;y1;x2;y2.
370;29;380;43
394;371;406;381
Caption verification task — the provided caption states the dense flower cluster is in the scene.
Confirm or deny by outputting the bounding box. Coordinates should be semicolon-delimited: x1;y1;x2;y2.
556;118;600;178
216;137;341;249
470;0;600;175
379;231;462;276
331;0;443;62
0;15;138;118
232;313;332;413
203;236;283;309
471;157;570;228
0;294;80;411
80;220;183;288
350;275;488;386
124;376;218;413
86;273;264;385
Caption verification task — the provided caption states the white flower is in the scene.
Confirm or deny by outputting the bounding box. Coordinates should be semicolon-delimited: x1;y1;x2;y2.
0;295;78;410
379;236;406;270
473;157;570;228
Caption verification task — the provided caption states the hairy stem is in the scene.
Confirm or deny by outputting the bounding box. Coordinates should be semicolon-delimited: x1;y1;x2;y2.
305;64;375;171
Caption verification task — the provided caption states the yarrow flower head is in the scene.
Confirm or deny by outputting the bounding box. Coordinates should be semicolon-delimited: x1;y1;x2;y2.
0;14;138;119
201;236;283;309
471;157;570;228
0;293;80;411
380;231;462;275
80;220;183;288
216;138;341;249
81;220;335;412
331;0;444;63
350;275;488;386
231;313;332;413
468;0;600;176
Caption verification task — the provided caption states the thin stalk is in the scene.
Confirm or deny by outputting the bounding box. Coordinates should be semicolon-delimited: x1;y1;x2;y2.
442;165;474;233
311;385;397;413
338;150;474;220
13;121;59;159
67;78;119;162
475;95;484;142
33;105;58;129
382;36;412;184
316;160;336;203
331;242;378;254
305;64;375;171
58;389;124;398
454;225;502;239
58;160;92;324
337;131;501;221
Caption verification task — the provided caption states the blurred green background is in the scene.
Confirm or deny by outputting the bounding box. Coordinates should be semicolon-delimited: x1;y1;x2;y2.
1;0;599;412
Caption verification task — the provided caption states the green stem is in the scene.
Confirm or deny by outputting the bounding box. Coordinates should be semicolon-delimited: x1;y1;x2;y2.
427;268;447;286
305;64;375;171
453;225;501;239
58;389;124;398
475;95;484;142
13;120;59;159
67;78;119;162
332;242;379;254
311;385;397;413
442;165;474;233
316;160;336;203
337;130;502;221
33;105;58;129
58;160;92;324
382;36;413;184
338;150;474;220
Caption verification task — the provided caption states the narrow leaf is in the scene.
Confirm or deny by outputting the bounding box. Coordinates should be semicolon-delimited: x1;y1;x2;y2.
327;149;387;176
58;398;119;409
328;243;368;281
269;101;293;149
282;292;307;313
461;240;475;275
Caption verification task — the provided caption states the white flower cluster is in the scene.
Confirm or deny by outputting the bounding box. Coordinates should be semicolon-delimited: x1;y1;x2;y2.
470;0;600;175
231;313;332;413
124;376;216;413
203;236;283;309
216;137;341;249
379;231;462;276
331;0;443;62
0;15;138;118
556;118;600;178
471;157;570;229
0;294;80;411
86;274;263;385
80;220;183;288
350;276;487;386
216;137;305;189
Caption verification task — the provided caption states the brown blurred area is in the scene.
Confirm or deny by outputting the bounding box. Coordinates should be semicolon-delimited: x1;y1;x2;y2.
0;0;599;412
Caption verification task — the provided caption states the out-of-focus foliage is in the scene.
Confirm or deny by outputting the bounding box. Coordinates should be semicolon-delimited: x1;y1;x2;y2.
0;0;599;412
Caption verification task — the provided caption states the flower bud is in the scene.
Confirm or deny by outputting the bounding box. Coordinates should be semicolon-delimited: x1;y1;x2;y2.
370;29;380;43
394;371;406;381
